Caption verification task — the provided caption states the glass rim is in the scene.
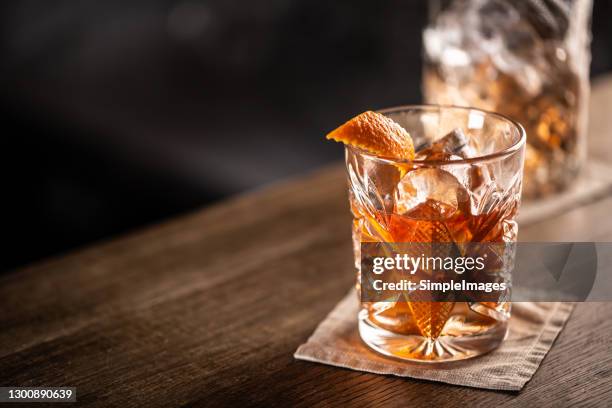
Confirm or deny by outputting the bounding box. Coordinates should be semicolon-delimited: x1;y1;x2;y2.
346;104;526;166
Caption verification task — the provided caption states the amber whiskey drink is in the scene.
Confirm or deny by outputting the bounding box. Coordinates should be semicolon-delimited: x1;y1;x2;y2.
346;106;525;362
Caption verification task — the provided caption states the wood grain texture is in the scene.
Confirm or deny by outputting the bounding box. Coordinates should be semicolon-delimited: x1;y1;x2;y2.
1;78;612;407
1;163;611;407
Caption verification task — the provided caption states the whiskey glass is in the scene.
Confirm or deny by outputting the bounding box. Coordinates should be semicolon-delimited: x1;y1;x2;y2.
347;105;526;362
423;0;591;197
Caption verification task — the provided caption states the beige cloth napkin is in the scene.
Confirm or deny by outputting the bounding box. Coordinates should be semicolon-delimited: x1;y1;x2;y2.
294;160;608;391
295;290;574;391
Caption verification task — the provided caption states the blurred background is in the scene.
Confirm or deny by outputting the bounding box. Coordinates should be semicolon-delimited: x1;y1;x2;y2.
2;0;611;272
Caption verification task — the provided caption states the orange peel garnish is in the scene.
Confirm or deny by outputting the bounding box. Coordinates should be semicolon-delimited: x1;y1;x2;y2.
326;111;415;161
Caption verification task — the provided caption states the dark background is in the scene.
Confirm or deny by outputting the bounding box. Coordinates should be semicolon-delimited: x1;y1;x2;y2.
1;0;611;272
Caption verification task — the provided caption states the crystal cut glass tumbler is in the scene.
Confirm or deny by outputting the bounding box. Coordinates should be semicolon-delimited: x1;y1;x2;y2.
423;0;591;198
347;105;526;362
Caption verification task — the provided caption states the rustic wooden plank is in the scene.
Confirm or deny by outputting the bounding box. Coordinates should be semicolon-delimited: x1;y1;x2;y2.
0;165;356;407
1;161;611;407
0;165;348;354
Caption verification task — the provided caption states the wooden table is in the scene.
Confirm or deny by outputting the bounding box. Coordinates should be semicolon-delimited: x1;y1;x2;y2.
2;77;612;407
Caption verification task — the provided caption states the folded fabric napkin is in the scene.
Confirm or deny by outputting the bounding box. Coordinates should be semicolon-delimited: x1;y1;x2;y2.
294;160;607;390
295;291;574;391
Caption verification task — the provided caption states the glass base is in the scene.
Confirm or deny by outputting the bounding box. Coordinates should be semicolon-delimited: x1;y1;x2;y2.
522;151;581;199
358;310;508;363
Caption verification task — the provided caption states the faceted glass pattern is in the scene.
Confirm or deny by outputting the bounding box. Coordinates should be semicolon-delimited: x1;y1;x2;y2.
349;106;525;362
423;0;591;197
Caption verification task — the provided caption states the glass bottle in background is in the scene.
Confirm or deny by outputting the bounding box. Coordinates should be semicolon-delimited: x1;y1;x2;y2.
423;0;592;198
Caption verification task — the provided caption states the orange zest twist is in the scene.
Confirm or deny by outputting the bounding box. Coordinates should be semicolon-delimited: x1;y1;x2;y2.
326;111;415;161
